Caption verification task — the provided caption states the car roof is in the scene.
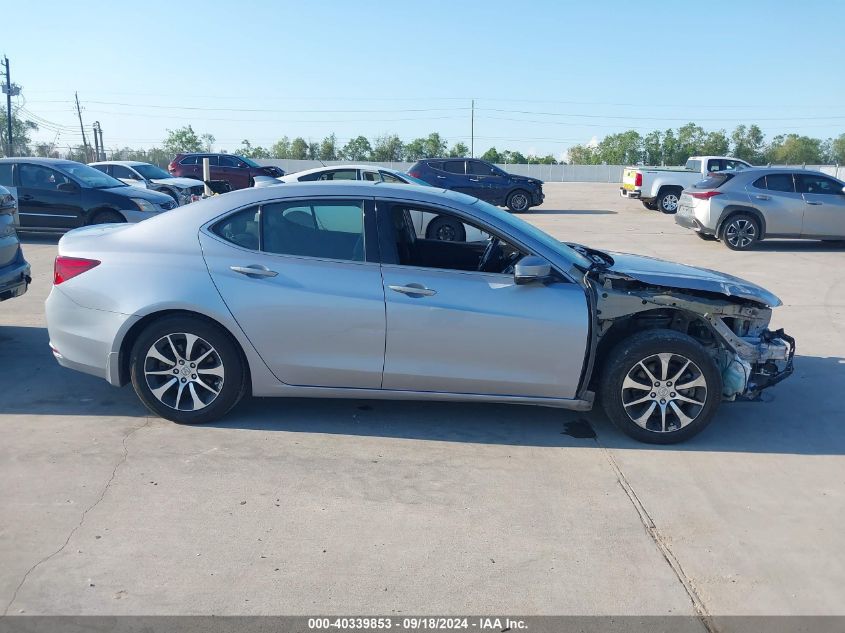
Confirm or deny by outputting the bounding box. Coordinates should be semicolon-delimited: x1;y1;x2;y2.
0;157;84;165
90;160;147;167
732;166;837;178
287;164;405;177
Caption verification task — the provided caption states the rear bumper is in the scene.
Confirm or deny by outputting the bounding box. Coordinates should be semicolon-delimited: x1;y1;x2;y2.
0;259;30;301
619;187;641;199
45;286;139;385
674;212;715;235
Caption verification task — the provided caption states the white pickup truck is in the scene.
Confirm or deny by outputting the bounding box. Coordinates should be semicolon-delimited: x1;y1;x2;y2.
620;156;751;213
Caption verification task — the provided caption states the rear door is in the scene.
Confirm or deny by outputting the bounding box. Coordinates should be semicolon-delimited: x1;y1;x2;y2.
796;173;845;238
746;173;804;235
200;197;386;388
15;163;84;230
439;160;478;196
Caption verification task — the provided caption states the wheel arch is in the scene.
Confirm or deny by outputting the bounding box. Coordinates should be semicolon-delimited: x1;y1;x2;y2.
85;205;124;224
116;308;252;394
715;206;767;239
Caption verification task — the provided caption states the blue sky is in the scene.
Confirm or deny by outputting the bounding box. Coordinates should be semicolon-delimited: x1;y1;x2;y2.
5;0;844;158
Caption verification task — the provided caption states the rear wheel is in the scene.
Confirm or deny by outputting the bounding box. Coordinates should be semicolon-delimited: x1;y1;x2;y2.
721;213;760;251
426;215;466;242
642;200;658;211
506;189;531;213
601;330;722;444
91;210;125;225
130;315;246;424
657;188;682;214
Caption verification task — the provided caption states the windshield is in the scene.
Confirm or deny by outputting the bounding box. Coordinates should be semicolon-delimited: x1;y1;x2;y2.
58;163;126;188
132;163;172;180
470;199;592;269
238;155;260;168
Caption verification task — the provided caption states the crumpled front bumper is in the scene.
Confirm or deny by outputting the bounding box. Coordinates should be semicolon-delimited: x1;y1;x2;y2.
746;329;795;394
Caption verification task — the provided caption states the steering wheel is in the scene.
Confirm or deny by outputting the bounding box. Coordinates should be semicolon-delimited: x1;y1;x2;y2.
477;236;501;272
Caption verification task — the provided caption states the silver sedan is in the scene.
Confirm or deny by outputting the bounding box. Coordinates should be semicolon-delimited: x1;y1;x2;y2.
46;182;794;443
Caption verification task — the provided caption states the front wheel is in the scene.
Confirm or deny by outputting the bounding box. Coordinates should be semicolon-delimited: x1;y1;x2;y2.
426;215;466;242
91;210;125;225
600;330;723;444
130;315;246;424
721;213;760;251
506;189;531;213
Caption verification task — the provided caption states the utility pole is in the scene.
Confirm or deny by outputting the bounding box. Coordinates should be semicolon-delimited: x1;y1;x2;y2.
2;57;20;157
93;121;104;160
74;92;91;161
92;122;100;161
470;99;474;158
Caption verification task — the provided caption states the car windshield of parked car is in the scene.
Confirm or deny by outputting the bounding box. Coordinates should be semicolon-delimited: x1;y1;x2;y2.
238;156;260;168
401;173;432;186
471;199;592;269
132;164;172;180
59;163;126;188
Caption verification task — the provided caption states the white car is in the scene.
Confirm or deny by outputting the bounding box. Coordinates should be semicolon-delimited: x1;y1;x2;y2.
90;161;205;206
260;165;487;242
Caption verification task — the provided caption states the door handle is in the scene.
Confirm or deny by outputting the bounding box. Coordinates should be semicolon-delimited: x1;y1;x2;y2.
389;284;436;297
468;178;480;182
230;264;278;278
436;175;446;180
754;194;770;200
20;194;33;201
806;201;823;205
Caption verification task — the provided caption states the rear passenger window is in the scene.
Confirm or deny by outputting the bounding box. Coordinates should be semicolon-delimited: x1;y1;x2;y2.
180;156;198;165
262;199;364;262
213;207;260;250
0;164;13;187
765;174;795;193
442;160;465;174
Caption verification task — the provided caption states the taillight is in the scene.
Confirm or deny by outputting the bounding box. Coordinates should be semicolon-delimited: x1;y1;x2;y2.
634;173;643;187
690;191;722;200
408;169;421;178
54;256;100;285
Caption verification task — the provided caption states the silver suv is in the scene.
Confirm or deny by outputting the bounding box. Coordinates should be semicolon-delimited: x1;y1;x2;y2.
675;168;845;250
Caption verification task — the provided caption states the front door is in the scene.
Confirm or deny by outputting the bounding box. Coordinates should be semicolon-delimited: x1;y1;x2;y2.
216;155;249;189
796;173;845;238
467;160;507;205
200;197;386;389
15;163;84;230
377;201;590;399
745;173;804;235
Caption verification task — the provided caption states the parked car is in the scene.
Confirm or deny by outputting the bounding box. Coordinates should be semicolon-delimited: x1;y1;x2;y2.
408;158;544;213
272;164;486;241
46;182;794;444
675;168;845;250
0;185;30;302
168;153;284;190
0;158;177;233
90;161;204;205
621;156;751;213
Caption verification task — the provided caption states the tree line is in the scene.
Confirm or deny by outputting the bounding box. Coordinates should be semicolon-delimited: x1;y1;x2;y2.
568;123;845;166
3;111;844;167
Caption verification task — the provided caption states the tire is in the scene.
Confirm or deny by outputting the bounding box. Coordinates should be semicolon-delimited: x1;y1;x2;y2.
642;200;658;211
696;232;717;241
600;329;722;444
506;189;531;213
721;213;760;251
426;215;466;242
656;188;682;214
130;315;247;424
91;210;125;225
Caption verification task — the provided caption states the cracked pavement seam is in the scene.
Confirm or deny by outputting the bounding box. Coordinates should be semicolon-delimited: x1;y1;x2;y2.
2;417;153;615
594;436;716;633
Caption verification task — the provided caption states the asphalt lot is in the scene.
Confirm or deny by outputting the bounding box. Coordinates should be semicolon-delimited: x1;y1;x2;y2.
1;182;843;617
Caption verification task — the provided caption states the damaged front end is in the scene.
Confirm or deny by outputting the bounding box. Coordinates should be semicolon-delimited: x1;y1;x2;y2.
588;267;795;402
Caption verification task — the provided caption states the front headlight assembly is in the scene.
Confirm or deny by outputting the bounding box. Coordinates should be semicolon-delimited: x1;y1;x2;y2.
131;198;158;213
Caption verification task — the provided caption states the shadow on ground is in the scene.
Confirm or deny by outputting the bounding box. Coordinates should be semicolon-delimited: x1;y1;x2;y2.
2;326;843;455
532;208;617;216
17;233;61;246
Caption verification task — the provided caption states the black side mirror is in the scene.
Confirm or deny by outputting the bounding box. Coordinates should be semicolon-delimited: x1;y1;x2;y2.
57;182;79;193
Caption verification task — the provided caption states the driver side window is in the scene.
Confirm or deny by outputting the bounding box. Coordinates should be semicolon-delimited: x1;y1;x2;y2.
385;204;523;274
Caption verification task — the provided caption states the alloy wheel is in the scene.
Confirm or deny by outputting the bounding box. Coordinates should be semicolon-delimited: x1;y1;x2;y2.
436;225;457;241
620;352;708;433
725;219;757;249
510;193;529;211
661;194;679;212
144;333;225;411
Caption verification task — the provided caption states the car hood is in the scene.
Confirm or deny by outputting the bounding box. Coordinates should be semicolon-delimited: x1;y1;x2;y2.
102;186;172;203
605;251;782;307
511;175;543;186
150;177;203;188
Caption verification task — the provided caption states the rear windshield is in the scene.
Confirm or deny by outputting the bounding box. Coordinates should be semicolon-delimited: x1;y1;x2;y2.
695;173;734;189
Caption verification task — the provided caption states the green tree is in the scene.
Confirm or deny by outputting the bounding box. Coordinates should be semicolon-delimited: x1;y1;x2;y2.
501;150;527;164
0;110;39;156
289;137;309;160
700;129;729;156
766;134;824;164
827;133;845;164
661;129;680;165
307;141;320;160
595;130;642;164
448;142;469;158
642;130;663;165
730;124;766;164
340;136;372;161
318;134;338;161
271;136;291;159
528;154;558;164
372;134;405;161
163;125;215;155
481;147;501;163
237;139;270;159
405;132;447;159
567;144;598;165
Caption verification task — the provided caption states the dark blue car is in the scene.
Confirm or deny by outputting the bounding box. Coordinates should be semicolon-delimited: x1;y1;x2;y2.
0;185;30;302
408;158;544;213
